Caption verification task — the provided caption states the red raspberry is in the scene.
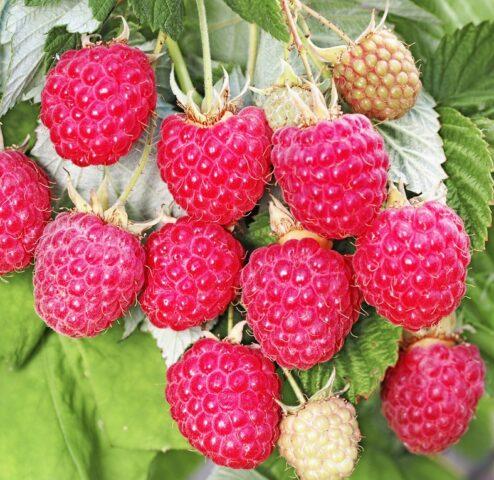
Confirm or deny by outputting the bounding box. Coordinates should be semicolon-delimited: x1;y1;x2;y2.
166;337;281;469
382;340;485;454
272;114;389;240
0;150;51;275
41;43;157;167
139;218;244;330
34;212;145;337
157;107;272;225
353;201;470;330
241;238;360;370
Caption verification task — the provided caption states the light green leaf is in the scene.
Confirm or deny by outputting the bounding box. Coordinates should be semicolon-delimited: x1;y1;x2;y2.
207;466;269;479
222;0;288;42
395;456;460;480
128;0;184;39
411;0;494;32
32;123;180;220
0;269;46;368
0;0;100;115
438;107;493;251
423;22;494;116
296;312;402;403
377;90;447;195
242;212;274;250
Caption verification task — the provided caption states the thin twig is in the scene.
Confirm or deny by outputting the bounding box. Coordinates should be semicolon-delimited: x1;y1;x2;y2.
282;367;307;406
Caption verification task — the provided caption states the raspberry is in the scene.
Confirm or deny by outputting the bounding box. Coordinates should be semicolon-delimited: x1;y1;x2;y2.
166;337;281;469
334;28;421;120
241;238;360;370
139;218;244;330
279;398;360;480
33;212;145;337
41;43;156;167
271;114;389;240
0;150;51;275
157;107;272;225
261;86;315;130
353;201;470;330
382;340;485;454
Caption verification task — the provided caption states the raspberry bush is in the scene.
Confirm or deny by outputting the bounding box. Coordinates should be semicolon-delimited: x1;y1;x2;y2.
0;1;494;480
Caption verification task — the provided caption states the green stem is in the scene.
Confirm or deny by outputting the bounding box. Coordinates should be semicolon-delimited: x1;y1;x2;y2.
227;304;235;334
196;0;213;112
282;367;306;406
114;30;166;207
247;23;259;81
165;37;201;104
0;125;4;150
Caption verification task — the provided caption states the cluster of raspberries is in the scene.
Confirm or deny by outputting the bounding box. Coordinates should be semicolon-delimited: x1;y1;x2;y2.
0;23;484;479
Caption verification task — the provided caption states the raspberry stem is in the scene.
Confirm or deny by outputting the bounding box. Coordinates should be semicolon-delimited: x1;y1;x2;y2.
114;30;167;207
297;1;354;45
281;0;314;83
227;303;235;334
196;0;213;112
247;23;259;82
282;367;307;406
165;37;201;105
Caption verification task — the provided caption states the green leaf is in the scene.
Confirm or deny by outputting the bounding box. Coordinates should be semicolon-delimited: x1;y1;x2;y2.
352;448;404;479
43;26;79;72
207;467;269;479
410;0;494;32
395;456;460;480
423;22;494;116
242;212;275;249
222;0;288;42
257;453;295;480
438;107;493;251
88;0;116;21
147;450;203;480
0;269;46;368
128;0;184;39
296;312;402;403
0;101;40;149
376;91;447;195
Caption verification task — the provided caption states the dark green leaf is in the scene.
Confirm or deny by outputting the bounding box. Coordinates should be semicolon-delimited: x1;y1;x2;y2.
423;22;494;116
395;456;460;480
207;467;268;479
352;448;404;479
296;312;402;403
222;0;288;42
0;101;40;149
43;26;79;72
0;269;45;368
438;107;493;251
128;0;184;39
257;452;295;480
147;450;203;480
88;0;116;21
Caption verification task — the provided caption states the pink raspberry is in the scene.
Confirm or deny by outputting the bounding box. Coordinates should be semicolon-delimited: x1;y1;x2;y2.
382;340;485;454
0;149;51;275
34;212;145;337
166;337;281;469
241;238;360;370
41;43;156;167
353;201;470;330
272;114;389;239
157;107;272;225
139;218;244;330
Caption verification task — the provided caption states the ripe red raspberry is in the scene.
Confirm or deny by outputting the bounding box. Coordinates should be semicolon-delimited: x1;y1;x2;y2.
0;150;51;275
353;201;470;330
139;218;244;330
166;337;281;469
241;238;360;370
272;114;389;240
382;340;485;454
34;212;145;337
334;28;421;120
157;107;272;225
41;43;156;167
